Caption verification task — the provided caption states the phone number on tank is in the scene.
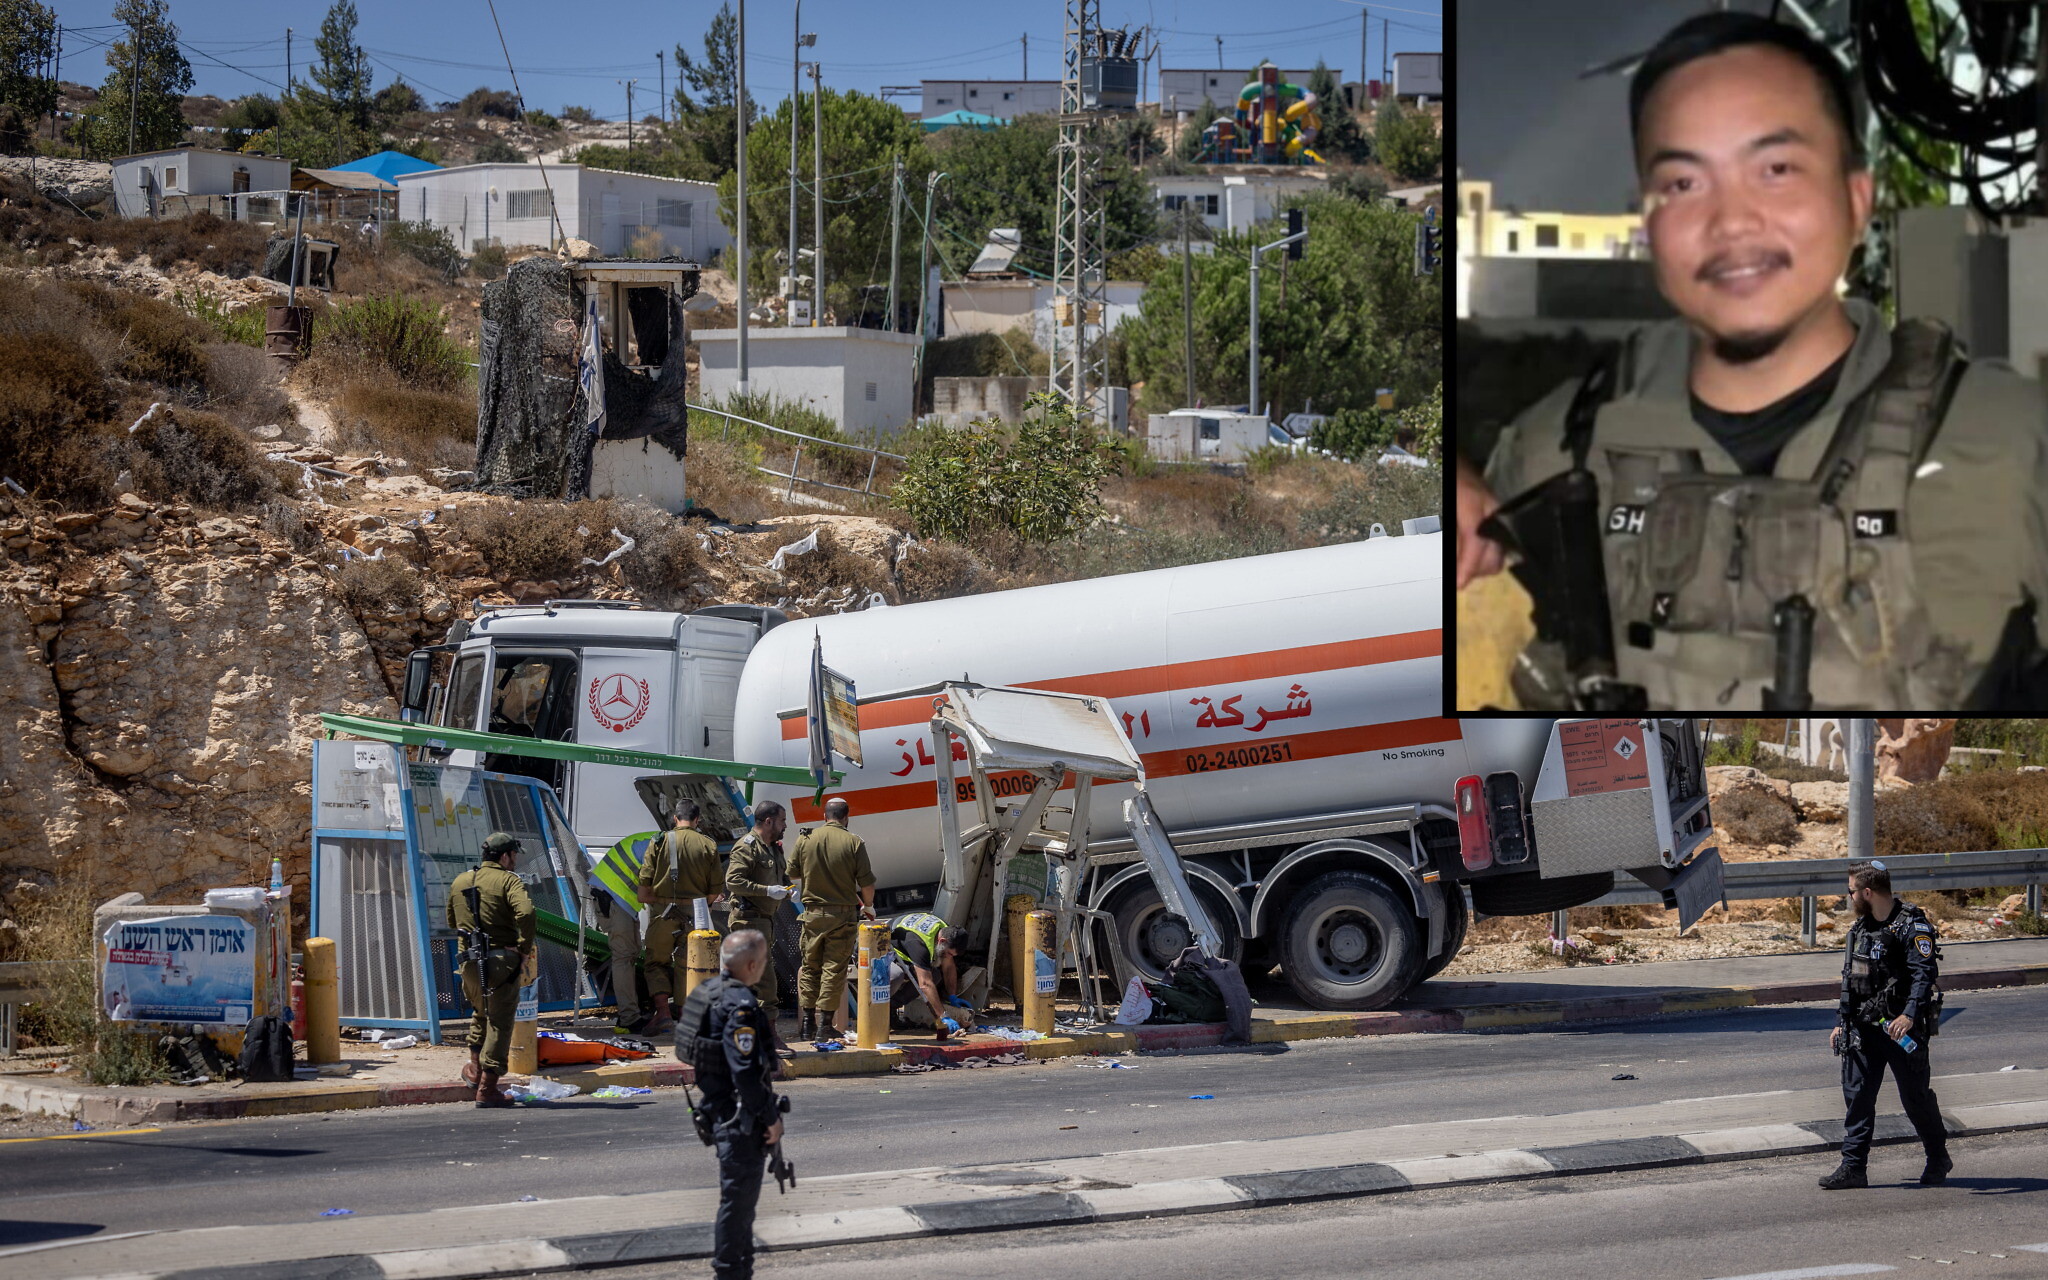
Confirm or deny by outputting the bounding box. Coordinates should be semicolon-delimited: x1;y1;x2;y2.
1182;741;1296;773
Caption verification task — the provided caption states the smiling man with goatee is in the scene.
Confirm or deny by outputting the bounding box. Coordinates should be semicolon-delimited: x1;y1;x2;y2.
1457;11;2048;713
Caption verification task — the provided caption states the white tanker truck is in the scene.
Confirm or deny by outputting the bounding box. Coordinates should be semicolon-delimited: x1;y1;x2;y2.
400;525;1724;1010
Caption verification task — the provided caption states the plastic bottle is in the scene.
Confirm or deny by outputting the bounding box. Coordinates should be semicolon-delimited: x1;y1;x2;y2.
269;858;285;895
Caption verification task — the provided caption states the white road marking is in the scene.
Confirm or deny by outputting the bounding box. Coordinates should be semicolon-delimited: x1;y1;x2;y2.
2012;1242;2048;1253
1701;1267;1894;1280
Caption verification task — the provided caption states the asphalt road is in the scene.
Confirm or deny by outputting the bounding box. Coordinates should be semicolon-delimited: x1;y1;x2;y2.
2;986;2045;1248
569;1128;2048;1280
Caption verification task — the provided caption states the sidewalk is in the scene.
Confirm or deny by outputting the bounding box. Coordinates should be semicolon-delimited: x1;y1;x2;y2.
15;1066;2048;1280
5;937;2042;1124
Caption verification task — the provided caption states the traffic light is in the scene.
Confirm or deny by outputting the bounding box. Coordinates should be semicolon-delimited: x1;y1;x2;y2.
1286;207;1305;260
1414;207;1442;275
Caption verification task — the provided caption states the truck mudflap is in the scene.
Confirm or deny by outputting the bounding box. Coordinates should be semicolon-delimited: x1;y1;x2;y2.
1626;847;1725;933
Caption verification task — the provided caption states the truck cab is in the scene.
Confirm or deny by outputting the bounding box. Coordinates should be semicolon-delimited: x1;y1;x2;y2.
418;601;780;852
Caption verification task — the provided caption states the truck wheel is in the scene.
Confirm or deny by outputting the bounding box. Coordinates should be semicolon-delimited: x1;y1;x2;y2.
1277;871;1421;1011
1414;883;1469;984
1106;881;1242;982
1468;870;1615;917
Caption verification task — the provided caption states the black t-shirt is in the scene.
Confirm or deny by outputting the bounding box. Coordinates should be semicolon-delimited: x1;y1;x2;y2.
1689;349;1850;476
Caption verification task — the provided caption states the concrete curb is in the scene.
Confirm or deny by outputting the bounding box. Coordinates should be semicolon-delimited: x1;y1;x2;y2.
137;1096;2048;1280
13;962;2046;1122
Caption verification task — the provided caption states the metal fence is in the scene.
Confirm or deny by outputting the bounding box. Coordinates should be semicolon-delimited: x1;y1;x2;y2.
1582;847;2048;947
688;401;906;500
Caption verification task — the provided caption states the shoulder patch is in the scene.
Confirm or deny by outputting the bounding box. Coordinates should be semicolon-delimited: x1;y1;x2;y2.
1916;936;1933;957
1913;921;1933;934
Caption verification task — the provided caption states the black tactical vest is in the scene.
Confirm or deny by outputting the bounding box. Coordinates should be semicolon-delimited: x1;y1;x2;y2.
1581;320;1970;708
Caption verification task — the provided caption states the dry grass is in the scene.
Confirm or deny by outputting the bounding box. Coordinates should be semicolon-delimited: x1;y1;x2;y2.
586;499;707;609
5;876;167;1084
778;524;888;600
445;500;591;582
334;379;476;468
1715;786;1799;847
200;342;294;434
0;328;119;505
685;436;787;525
333;556;424;615
897;539;990;602
128;406;279;512
1875;769;2048;860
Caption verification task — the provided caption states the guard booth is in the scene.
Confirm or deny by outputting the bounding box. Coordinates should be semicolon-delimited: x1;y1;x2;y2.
311;712;841;1041
474;256;703;514
308;740;603;1042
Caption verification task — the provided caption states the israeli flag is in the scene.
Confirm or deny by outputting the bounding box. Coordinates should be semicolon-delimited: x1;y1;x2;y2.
577;289;606;437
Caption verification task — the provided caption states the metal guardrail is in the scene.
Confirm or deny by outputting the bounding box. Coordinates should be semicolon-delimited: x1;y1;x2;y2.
1584;848;2048;948
688;402;906;500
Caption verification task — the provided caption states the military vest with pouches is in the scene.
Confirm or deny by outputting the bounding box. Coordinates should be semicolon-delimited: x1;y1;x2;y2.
1586;319;1970;709
674;973;744;1144
1842;901;1944;1034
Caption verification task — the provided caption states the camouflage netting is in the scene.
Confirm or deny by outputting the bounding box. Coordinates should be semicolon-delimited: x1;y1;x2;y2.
473;256;693;499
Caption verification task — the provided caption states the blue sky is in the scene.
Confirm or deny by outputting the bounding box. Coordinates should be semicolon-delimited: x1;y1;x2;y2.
49;0;1440;120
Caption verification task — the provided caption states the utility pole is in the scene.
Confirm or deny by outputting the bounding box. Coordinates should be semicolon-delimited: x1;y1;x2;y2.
283;28;292;159
887;152;903;331
914;170;947;397
1022;32;1028;80
1180;208;1195;408
1215;35;1222;70
617;79;638;153
127;8;139;154
810;60;824;327
657;51;665;127
736;0;749;396
50;25;59;142
1383;17;1389;88
1360;9;1369;100
1247;212;1306;420
790;4;813;324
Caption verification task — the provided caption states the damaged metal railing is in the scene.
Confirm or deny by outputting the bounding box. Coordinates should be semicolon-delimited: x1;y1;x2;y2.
687;402;905;499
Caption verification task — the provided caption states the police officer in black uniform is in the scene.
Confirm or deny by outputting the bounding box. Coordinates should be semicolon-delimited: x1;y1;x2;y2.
677;929;784;1280
1821;860;1951;1189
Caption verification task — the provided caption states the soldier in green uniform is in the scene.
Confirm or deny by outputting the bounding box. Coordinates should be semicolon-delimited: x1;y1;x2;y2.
638;800;724;1034
1457;12;2048;711
724;799;796;1058
789;797;875;1041
447;831;535;1109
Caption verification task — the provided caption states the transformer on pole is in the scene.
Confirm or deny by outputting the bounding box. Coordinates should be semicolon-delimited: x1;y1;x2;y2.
1050;0;1138;426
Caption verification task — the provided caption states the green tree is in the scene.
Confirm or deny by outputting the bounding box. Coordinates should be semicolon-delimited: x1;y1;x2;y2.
1304;60;1369;165
717;87;930;314
216;92;277;150
892;394;1115;544
74;0;191;157
373;79;424;125
672;2;752;116
1118;192;1441;418
1175;100;1219;162
0;0;57;154
930;114;1156;280
279;0;376;167
1375;95;1440;181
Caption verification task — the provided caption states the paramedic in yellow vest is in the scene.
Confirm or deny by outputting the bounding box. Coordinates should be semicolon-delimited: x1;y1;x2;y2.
888;912;973;1041
638;799;723;1034
789;797;874;1041
1456;11;2048;711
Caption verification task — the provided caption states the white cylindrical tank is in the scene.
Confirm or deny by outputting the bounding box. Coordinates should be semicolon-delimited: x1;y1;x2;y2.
734;534;1479;890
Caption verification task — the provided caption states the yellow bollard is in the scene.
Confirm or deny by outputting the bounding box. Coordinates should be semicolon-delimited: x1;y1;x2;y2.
856;921;889;1048
1023;910;1057;1035
302;937;340;1064
1005;894;1033;1011
684;929;721;996
507;958;539;1075
507;1019;538;1075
